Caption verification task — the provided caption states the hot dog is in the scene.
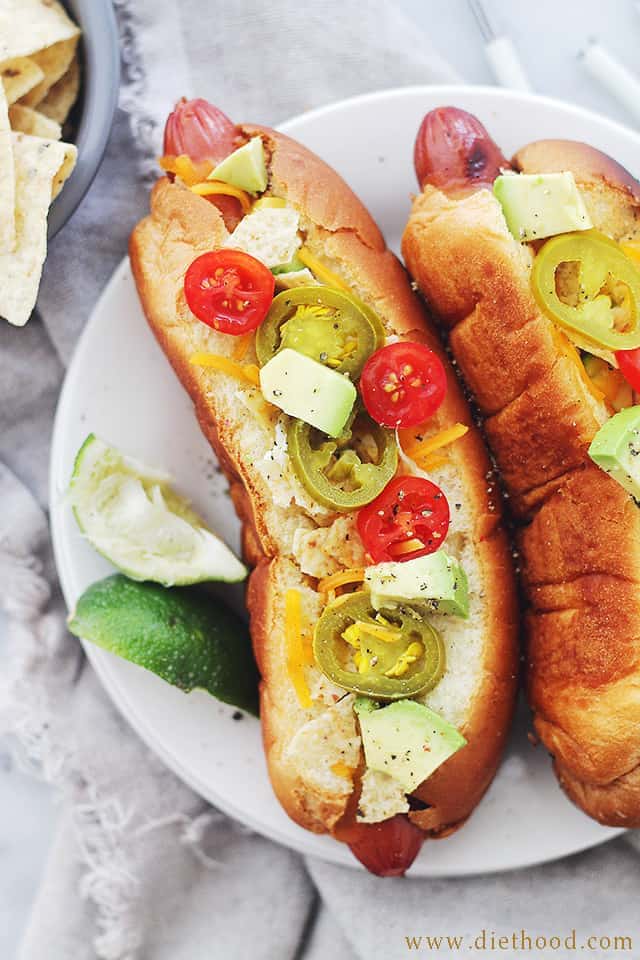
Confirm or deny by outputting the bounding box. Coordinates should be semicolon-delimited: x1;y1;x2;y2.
403;106;640;827
130;100;518;874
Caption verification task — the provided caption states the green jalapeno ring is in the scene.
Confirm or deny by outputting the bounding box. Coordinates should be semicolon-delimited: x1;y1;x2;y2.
532;230;640;351
313;592;445;700
287;411;397;512
255;286;385;378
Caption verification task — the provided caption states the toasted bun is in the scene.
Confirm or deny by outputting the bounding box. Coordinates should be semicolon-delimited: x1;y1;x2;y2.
403;134;640;825
514;139;640;241
130;125;517;843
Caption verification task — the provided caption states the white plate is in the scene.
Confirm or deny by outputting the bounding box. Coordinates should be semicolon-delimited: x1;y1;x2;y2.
50;85;634;876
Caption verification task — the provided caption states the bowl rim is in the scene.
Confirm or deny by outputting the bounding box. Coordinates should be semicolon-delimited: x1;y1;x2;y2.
48;0;120;238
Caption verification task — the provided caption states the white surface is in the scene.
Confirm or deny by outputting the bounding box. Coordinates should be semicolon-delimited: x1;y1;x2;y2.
398;0;640;129
581;42;640;126
49;85;637;877
485;36;532;92
9;0;640;948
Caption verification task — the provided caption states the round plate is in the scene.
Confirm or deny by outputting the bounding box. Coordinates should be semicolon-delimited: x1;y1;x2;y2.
50;86;632;876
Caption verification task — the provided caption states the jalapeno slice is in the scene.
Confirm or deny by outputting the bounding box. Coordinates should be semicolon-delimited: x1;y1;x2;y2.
313;592;445;700
532;231;640;351
287;410;398;511
255;286;385;378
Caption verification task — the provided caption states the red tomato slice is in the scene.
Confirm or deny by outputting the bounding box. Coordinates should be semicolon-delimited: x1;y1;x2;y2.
344;815;424;877
615;347;640;392
360;342;447;428
357;476;450;564
184;250;275;335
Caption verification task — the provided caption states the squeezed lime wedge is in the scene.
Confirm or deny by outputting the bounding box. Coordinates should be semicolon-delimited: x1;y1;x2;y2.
68;574;259;715
69;435;247;586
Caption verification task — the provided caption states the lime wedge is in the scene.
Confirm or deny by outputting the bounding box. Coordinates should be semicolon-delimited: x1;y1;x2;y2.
69;434;247;586
69;574;259;715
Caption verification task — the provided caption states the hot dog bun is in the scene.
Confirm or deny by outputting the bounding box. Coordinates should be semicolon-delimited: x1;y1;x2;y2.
130;122;518;863
403;115;640;827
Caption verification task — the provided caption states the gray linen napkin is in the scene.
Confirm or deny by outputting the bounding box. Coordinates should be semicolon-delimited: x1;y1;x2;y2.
2;2;638;959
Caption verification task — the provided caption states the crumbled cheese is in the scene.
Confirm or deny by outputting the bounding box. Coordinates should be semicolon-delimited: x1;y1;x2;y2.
292;515;365;578
224;207;301;267
357;769;409;823
309;673;349;706
283;695;361;795
275;268;318;290
254;418;331;519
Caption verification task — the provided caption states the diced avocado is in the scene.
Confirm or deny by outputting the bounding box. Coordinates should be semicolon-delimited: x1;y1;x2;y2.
354;697;377;717
354;698;466;792
365;550;469;618
493;171;592;242
271;254;305;275
208;136;267;194
588;406;640;500
259;347;356;437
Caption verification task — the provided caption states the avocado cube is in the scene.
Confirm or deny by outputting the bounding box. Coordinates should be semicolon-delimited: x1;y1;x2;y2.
494;171;592;242
209;136;267;194
588;406;640;501
259;348;356;438
356;699;466;792
365;550;469;618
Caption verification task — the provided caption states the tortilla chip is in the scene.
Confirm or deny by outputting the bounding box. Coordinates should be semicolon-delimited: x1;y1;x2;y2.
50;139;76;200
20;36;78;107
0;80;15;252
0;57;44;104
9;104;61;140
0;1;80;62
0;132;77;326
38;55;80;124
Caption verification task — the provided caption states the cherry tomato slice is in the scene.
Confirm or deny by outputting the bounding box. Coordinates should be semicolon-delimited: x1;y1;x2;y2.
184;250;275;335
357;476;450;564
360;342;447;429
342;815;424;877
615;347;640;392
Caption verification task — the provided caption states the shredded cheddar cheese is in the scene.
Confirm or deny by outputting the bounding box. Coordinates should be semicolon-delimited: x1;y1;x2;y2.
331;762;356;781
552;328;606;404
190;180;252;213
583;356;633;411
232;333;253;362
400;422;468;465
189;353;261;387
159;154;213;186
416;453;449;471
388;538;428;558
252;196;287;210
622;242;640;266
317;568;365;595
297;246;351;292
285;589;313;709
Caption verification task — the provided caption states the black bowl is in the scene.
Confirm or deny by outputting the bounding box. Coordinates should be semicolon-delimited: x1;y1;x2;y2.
48;0;120;238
